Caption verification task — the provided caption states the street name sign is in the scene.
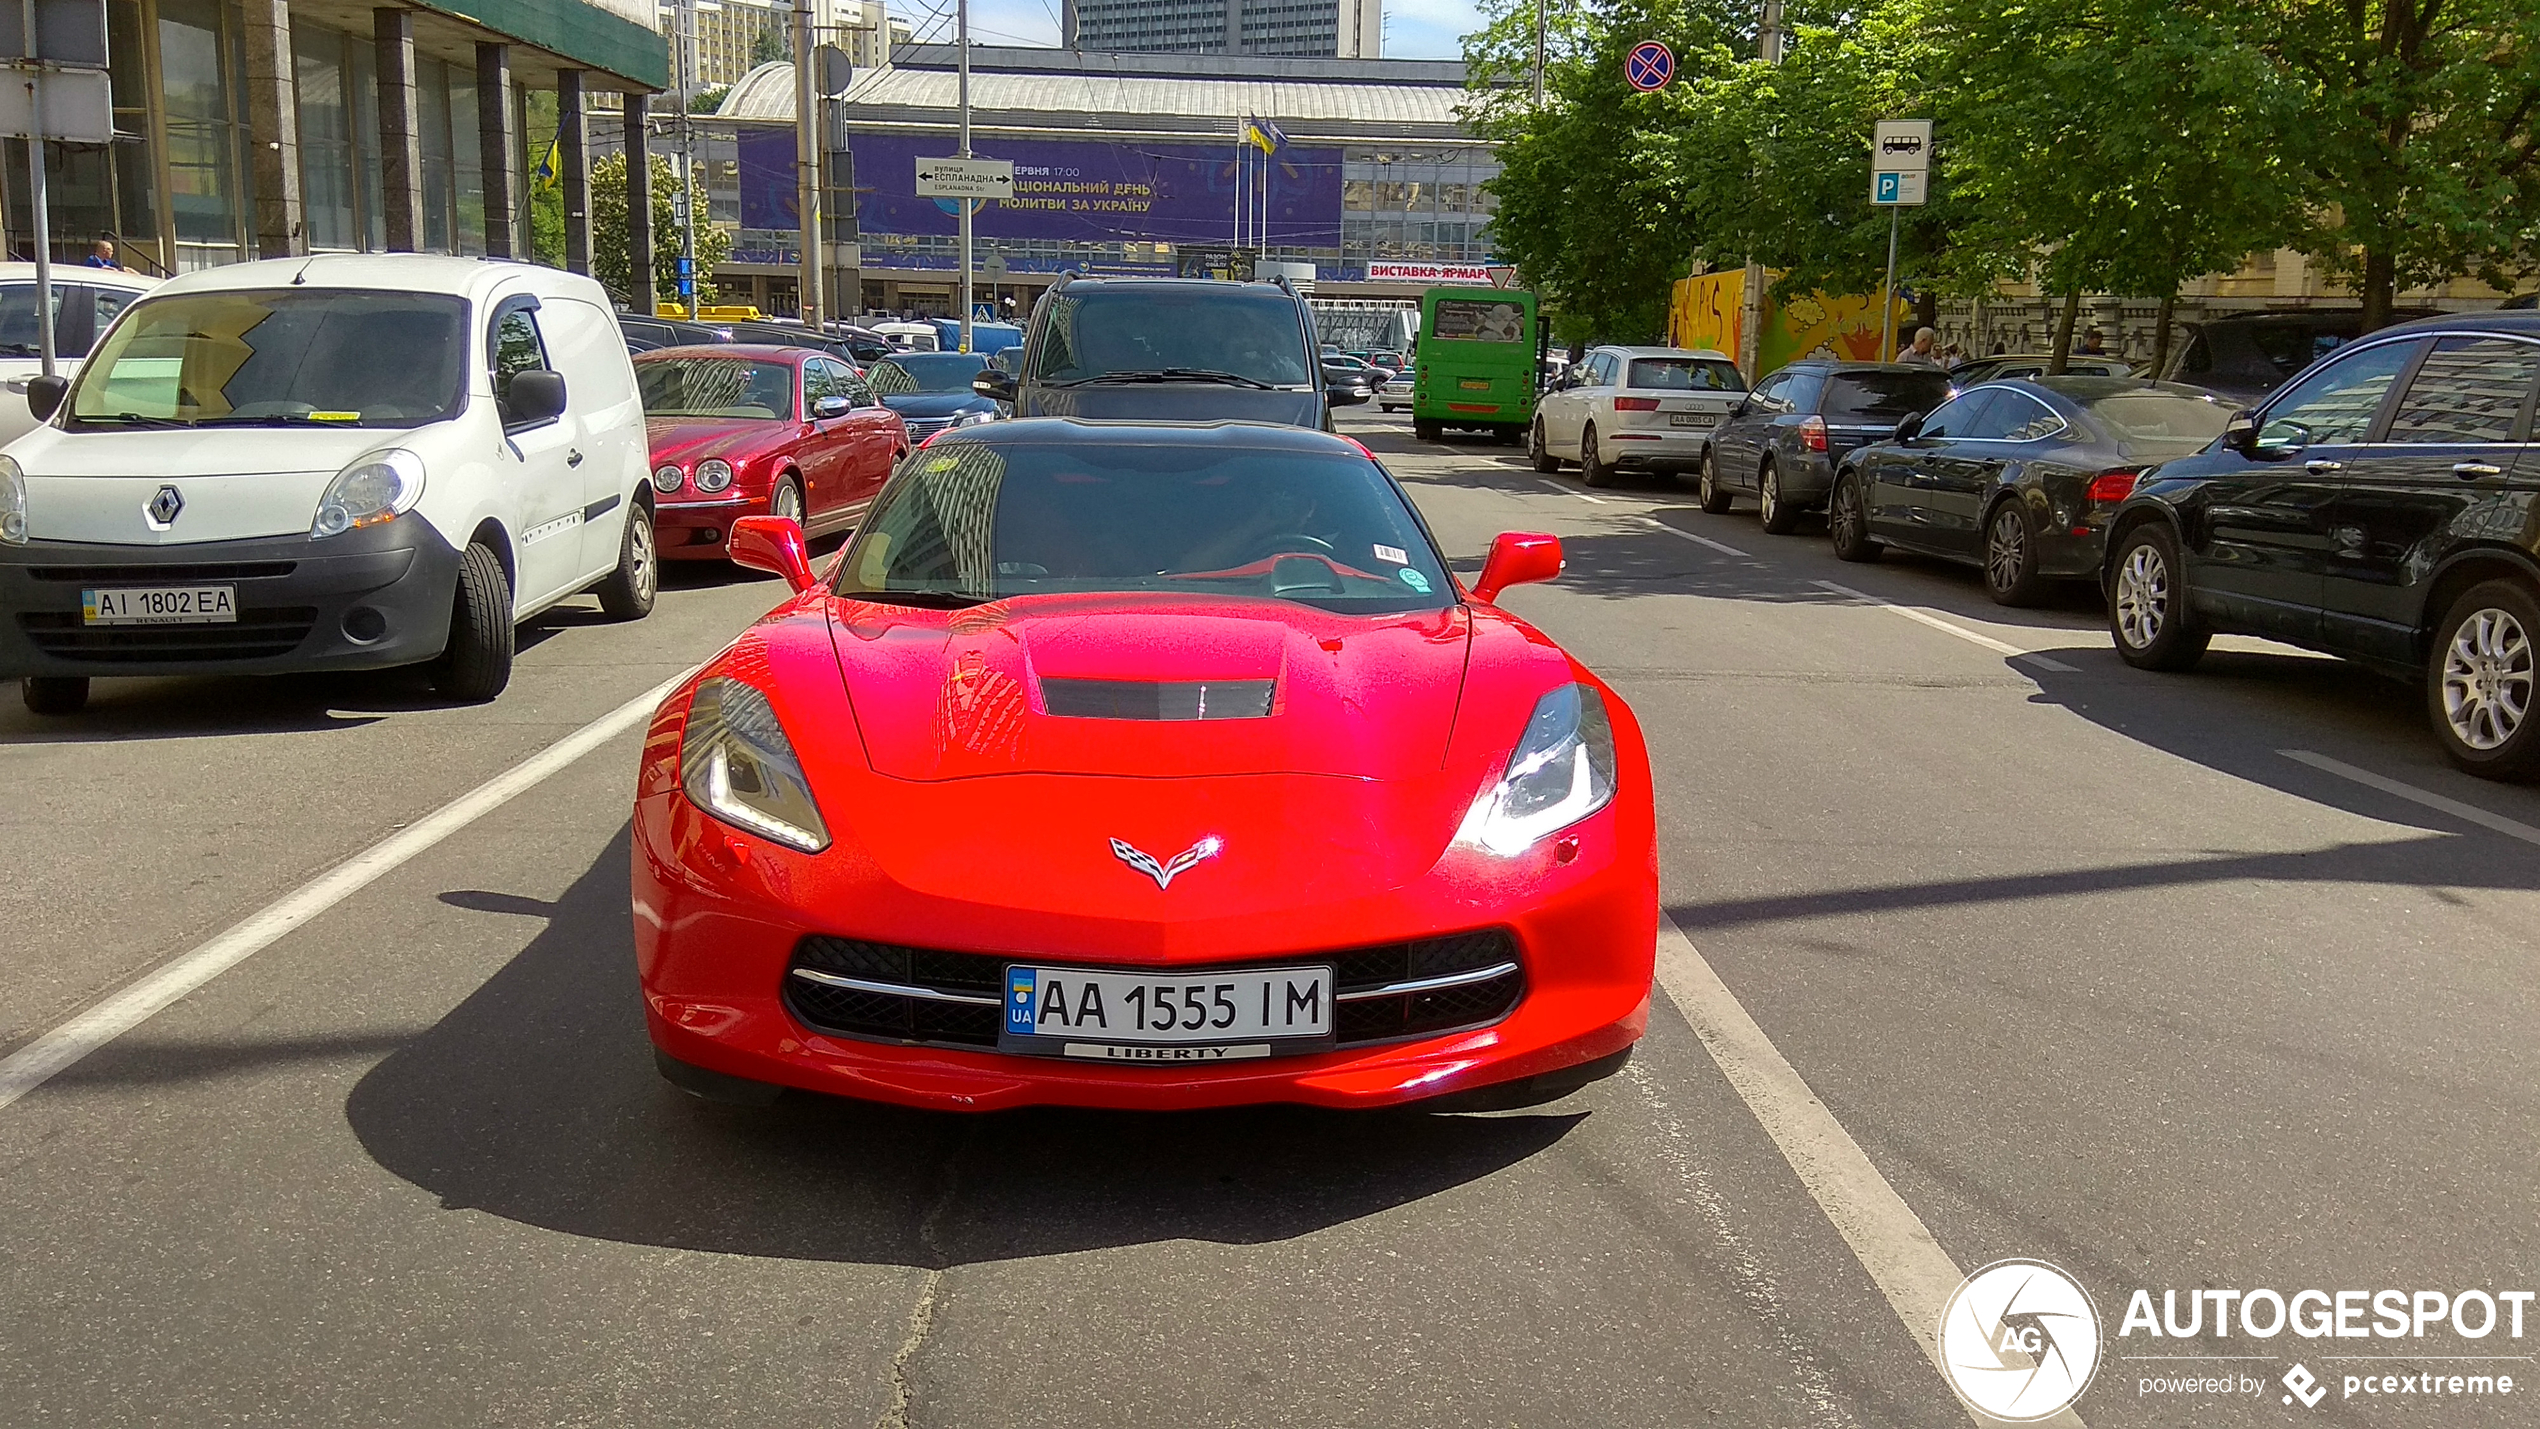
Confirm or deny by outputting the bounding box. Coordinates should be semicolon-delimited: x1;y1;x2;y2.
916;156;1014;200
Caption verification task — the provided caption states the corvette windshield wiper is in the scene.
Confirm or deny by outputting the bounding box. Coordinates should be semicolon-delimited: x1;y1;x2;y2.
848;589;995;609
1054;368;1278;390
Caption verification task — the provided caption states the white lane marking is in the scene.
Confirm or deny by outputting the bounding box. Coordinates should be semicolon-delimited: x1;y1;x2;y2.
2280;749;2540;847
1813;580;2083;672
1534;477;1604;505
1654;913;2086;1428
1647;522;1750;558
0;669;693;1113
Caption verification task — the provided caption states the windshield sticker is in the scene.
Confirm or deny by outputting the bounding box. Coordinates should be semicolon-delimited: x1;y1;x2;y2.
309;411;361;423
1399;569;1431;593
1374;544;1408;565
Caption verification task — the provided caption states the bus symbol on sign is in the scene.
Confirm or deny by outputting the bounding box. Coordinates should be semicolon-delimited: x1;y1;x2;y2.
1625;41;1674;92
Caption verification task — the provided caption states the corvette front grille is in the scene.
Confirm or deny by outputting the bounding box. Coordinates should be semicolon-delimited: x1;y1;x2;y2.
782;928;1524;1053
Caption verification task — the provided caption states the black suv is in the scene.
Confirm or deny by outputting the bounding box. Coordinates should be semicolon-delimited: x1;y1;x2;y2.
1699;361;1955;533
2159;309;2435;405
2104;310;2540;775
973;273;1360;428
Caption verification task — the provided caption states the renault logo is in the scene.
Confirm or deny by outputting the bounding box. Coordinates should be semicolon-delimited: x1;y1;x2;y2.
145;485;184;528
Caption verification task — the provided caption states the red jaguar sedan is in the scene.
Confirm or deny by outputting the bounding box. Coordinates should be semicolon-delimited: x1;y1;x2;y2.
635;345;907;562
631;419;1656;1112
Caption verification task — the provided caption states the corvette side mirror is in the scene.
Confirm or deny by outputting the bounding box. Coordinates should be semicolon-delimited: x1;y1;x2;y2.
1471;531;1562;603
729;514;816;593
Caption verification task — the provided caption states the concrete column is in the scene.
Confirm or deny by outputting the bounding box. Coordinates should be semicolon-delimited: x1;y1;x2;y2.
374;9;425;252
623;94;654;313
558;69;590;275
1223;0;1240;53
476;44;518;258
240;0;303;257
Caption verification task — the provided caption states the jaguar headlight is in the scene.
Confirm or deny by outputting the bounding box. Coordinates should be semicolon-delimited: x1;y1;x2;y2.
1463;683;1617;857
652;463;685;494
312;449;424;538
695;458;735;493
0;454;24;545
679;677;831;852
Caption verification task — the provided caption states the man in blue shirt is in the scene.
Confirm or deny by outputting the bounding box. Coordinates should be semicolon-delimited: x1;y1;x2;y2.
82;236;120;270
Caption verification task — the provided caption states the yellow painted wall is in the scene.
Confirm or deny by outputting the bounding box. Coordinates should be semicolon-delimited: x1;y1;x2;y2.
1669;272;1912;377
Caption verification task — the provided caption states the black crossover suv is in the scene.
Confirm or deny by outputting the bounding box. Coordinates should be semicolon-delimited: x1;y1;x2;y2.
2102;310;2540;777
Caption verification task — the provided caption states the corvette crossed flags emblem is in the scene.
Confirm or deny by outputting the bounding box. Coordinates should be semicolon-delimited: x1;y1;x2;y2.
1109;836;1222;891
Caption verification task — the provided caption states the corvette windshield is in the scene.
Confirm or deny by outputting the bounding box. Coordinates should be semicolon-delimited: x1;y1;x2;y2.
837;438;1452;613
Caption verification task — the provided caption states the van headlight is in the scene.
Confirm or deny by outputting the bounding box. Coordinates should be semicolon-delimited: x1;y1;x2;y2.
0;454;24;545
1461;683;1617;856
312;449;425;537
679;678;831;852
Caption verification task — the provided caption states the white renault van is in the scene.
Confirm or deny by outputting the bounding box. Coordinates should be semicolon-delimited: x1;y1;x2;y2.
0;254;657;713
0;262;161;448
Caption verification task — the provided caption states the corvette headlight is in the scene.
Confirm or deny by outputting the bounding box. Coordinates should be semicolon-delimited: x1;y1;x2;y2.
1465;683;1616;856
652;463;685;494
679;678;831;852
951;408;997;427
695;458;735;493
312;449;424;537
0;454;24;545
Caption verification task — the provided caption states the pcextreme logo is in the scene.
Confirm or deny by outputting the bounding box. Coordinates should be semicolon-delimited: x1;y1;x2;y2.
1938;1259;2104;1422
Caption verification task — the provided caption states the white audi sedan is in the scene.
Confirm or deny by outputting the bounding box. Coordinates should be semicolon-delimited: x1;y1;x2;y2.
1532;345;1746;487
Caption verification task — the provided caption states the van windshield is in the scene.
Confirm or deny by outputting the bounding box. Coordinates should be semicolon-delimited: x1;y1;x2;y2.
1029;287;1315;388
66;289;467;429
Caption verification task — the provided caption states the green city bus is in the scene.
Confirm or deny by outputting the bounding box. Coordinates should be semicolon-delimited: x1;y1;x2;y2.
1411;287;1539;443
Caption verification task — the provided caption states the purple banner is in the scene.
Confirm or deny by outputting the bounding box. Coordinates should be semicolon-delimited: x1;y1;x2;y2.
782;132;1339;248
738;128;800;231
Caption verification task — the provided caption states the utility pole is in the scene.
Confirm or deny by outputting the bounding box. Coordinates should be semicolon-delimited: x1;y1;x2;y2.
1532;0;1544;103
1735;0;1781;381
795;0;821;329
22;0;55;376
673;0;700;319
957;0;973;353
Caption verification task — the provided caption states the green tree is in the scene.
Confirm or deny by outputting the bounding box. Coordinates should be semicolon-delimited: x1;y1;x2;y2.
751;20;789;68
2257;0;2540;329
690;84;730;114
1936;0;2303;368
591;150;730;311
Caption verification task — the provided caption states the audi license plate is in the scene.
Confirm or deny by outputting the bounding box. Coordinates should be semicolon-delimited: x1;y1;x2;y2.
1002;963;1333;1062
1669;413;1718;427
82;586;236;625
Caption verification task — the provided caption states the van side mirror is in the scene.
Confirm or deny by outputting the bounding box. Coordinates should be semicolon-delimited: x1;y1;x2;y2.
1471;531;1563;603
729;514;817;593
2221;410;2259;456
1892;411;1925;443
24;374;66;422
972;368;1017;403
502;368;568;426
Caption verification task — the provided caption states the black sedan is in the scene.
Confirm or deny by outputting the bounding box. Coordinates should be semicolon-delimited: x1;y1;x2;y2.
866;350;1002;443
1827;377;2237;605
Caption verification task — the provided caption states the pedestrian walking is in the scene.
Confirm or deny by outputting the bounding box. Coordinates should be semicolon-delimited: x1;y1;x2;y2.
1897;327;1944;367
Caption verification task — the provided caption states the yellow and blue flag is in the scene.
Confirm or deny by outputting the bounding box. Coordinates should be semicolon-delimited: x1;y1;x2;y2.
1241;116;1286;155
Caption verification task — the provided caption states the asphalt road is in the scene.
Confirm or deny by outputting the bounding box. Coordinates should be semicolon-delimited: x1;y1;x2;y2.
0;406;2532;1428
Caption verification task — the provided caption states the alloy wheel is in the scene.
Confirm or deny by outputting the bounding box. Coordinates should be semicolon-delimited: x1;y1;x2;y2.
2113;543;2168;649
775;482;804;524
1759;467;1778;524
630;514;657;604
1986;507;2026;594
1832;482;1861;546
2440;606;2534;751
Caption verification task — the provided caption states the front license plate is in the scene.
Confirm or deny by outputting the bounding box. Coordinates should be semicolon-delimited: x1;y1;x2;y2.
82;586;236;625
1669;413;1718;427
1002;963;1333;1053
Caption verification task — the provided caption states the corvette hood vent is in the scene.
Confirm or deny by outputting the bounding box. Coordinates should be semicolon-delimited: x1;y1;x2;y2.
1039;677;1275;721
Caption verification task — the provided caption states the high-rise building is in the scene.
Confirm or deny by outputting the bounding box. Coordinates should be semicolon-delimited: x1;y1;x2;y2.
679;0;910;93
1062;0;1383;58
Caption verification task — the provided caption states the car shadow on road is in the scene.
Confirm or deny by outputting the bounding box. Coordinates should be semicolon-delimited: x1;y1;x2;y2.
348;827;1584;1269
1531;528;1854;606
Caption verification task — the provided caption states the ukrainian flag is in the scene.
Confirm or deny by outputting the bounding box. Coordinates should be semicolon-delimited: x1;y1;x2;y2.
534;137;561;190
1241;116;1285;155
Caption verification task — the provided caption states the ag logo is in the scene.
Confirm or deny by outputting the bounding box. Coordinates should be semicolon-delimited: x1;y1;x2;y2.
1938;1258;2103;1421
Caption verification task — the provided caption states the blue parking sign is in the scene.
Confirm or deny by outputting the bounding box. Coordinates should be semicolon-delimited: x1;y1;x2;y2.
1875;172;1901;203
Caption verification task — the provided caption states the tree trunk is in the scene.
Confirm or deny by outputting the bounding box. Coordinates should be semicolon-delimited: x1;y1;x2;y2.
2048;289;2081;374
1915;286;1938;333
2359;247;2396;332
2151;291;2176;379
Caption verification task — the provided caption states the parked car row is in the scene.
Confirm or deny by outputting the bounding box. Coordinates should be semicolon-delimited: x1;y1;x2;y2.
1644;310;2540;780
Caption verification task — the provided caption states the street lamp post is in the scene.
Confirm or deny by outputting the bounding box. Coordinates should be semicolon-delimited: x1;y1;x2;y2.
957;0;973;353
